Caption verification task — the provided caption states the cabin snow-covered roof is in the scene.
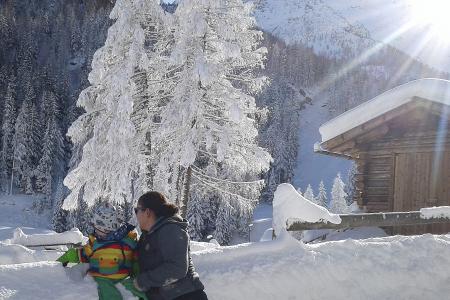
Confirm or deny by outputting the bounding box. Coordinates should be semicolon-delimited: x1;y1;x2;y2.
319;78;450;142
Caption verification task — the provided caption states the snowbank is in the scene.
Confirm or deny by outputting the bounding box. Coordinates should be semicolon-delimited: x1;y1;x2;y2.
190;241;220;252
6;228;87;247
273;183;341;236
420;206;450;219
2;233;449;299
196;233;450;299
0;242;61;265
320;78;450;142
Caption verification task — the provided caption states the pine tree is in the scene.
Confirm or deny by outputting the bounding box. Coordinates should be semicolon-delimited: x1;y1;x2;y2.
74;185;92;234
0;79;17;192
34;116;65;205
316;180;328;208
152;0;271;237
202;196;218;234
63;0;169;210
330;173;349;214
214;200;235;245
12;81;42;193
345;163;357;205
186;192;205;241
303;184;315;202
41;90;61;122
52;178;70;232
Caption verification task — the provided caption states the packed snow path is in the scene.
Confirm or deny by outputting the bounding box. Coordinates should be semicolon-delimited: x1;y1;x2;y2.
1;233;450;299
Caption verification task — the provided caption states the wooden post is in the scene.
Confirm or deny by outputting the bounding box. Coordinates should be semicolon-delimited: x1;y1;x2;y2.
180;166;192;218
287;211;450;231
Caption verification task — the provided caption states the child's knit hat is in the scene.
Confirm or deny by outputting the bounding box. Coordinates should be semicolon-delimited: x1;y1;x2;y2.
92;203;125;233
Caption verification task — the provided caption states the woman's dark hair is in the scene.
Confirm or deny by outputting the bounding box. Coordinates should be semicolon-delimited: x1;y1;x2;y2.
138;191;179;218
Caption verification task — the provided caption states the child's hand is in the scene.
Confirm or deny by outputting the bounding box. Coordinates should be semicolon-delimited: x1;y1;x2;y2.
56;248;80;266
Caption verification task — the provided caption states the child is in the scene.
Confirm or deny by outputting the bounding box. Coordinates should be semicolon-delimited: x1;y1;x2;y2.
57;204;146;300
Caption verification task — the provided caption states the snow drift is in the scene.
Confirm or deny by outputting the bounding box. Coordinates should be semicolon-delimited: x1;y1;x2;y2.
1;233;450;299
272;183;341;236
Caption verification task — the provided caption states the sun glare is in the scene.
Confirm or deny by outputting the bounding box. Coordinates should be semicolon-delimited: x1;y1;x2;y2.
410;0;450;42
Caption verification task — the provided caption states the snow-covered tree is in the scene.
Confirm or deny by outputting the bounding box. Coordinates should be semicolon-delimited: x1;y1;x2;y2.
214;199;236;245
34;116;65;205
0;79;17;191
11;81;42;193
202;196;218;235
186;191;205;241
62;0;170;210
345;162;357;205
303;184;315;202
40;90;61;122
296;187;302;195
330;173;350;214
152;0;271;242
316;180;328;208
52;178;70;232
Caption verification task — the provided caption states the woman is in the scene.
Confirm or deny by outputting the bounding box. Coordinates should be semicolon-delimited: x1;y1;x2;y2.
133;191;208;300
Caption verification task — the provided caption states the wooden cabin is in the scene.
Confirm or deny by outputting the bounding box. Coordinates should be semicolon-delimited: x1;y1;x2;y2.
316;79;450;235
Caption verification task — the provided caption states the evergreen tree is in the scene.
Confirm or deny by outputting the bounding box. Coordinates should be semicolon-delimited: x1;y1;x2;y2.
345;162;357;205
12;82;42;193
73;185;92;234
316;180;328;208
152;0;271;238
52;178;70;232
214;199;235;245
63;0;169;210
34;116;65;204
330;173;349;214
41;90;61;122
303;184;315;202
186;192;205;241
0;79;17;191
202;196;218;235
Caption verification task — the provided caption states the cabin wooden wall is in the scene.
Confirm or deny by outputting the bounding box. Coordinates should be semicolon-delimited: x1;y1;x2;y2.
353;131;450;235
354;155;393;212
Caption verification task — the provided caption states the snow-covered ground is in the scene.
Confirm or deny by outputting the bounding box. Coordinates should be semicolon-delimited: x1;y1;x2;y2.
292;87;352;194
0;194;52;241
2;233;450;299
1;191;449;299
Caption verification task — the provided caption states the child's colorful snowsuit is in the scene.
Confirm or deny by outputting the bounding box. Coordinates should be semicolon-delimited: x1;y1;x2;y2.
57;225;147;300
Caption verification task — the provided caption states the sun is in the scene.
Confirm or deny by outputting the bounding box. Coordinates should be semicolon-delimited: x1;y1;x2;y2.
410;0;450;42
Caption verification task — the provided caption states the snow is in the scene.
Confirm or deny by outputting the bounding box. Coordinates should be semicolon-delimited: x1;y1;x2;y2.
1;233;450;299
0;242;61;265
255;0;450;72
255;0;374;59
249;203;273;242
272;183;341;236
0;194;51;232
294;88;352;197
319;78;450;142
5;227;86;247
319;227;387;242
1;192;450;299
420;206;450;220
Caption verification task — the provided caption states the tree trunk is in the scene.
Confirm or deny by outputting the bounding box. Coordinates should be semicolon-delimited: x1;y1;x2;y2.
180;166;192;218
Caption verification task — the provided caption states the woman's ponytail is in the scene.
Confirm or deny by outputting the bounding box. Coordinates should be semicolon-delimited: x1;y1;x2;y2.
138;191;179;218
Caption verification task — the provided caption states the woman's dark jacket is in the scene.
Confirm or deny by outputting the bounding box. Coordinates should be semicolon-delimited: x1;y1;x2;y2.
136;215;204;300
